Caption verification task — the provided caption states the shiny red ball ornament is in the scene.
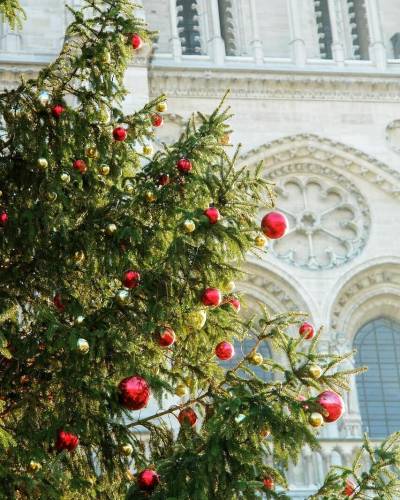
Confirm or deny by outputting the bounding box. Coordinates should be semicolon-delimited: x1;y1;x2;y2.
51;104;65;119
344;478;356;497
229;298;241;312
316;390;344;423
53;293;65;312
131;34;142;50
263;477;274;490
113;126;127;142
201;287;222;307
55;429;79;452
158;327;176;348
178;407;197;427
261;211;288;239
203;207;221;224
151;113;163;127
299;322;315;340
176;158;192;174
118;375;150;410
215;341;235;361
122;270;140;289
158;173;170;186
73;159;87;174
137;469;160;492
0;211;8;226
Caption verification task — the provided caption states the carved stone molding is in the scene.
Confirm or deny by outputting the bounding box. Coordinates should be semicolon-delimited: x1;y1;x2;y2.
386;119;400;154
149;66;400;102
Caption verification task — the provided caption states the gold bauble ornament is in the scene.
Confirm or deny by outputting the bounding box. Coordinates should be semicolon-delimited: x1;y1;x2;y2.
77;338;89;354
37;158;48;170
125;181;134;193
75;315;85;325
115;289;129;305
145;191;157;203
255;234;268;248
85;146;99;159
101;50;111;64
46;192;57;202
309;412;324;428
249;352;264;366
29;460;42;472
73;250;85;265
156;102;167;113
142;145;153;156
308;364;323;380
60;172;70;183
105;223;117;235
99;164;110;176
98;106;111;124
175;384;187;397
0;190;2;197
183;219;196;233
187;309;207;330
222;280;235;293
121;443;133;456
219;133;230;146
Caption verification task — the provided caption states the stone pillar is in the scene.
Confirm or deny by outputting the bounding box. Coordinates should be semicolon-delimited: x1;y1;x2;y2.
287;0;307;66
249;0;263;64
327;0;345;65
169;0;182;61
365;0;386;69
208;0;225;64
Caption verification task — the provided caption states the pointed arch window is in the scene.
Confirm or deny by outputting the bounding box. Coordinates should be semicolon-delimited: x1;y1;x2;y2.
176;0;202;55
346;0;370;60
313;0;333;59
354;318;400;437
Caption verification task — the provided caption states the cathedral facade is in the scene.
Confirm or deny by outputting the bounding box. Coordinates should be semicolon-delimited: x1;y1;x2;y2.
1;0;400;497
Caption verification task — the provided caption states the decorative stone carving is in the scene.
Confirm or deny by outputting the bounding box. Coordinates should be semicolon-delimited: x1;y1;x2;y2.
386;119;400;153
268;163;370;270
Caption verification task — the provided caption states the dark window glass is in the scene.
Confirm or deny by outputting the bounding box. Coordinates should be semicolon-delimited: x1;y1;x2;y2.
347;0;370;60
314;0;333;59
176;0;201;55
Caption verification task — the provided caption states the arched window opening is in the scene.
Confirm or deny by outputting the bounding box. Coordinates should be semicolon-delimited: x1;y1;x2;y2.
223;337;273;382
218;0;237;56
176;0;201;55
314;0;333;59
354;318;400;438
346;0;370;59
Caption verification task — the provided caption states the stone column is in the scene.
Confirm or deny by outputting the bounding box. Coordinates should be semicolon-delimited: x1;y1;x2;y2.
249;0;263;64
208;0;226;64
287;0;307;66
327;0;345;65
169;0;182;61
365;0;386;69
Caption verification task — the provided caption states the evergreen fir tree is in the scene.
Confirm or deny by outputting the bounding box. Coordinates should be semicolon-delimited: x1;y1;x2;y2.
0;1;399;498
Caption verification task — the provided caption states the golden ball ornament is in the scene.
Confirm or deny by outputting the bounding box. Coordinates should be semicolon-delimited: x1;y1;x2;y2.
98;107;111;124
255;234;268;248
37;158;48;170
145;191;157;203
187;309;207;330
99;164;110;176
121;444;133;456
101;50;111;64
175;384;187;397
46;191;57;202
60;172;70;183
156;102;167;113
308;364;323;380
105;223;117;236
73;250;85;265
77;338;89;354
309;412;324;428
249;352;264;366
183;219;196;233
85;146;99;159
29;461;42;472
125;180;134;193
142;145;153;156
222;280;235;293
115;289;129;305
219;133;231;146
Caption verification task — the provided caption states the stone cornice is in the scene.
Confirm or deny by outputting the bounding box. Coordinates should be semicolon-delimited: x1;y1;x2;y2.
149;66;400;102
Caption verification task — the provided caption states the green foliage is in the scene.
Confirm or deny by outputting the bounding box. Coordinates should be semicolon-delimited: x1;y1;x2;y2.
0;0;25;29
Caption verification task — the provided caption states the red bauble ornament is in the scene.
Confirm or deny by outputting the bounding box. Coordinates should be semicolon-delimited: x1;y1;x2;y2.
203;207;221;224
344;478;356;497
131;34;142;50
176;158;192;174
299;322;315;340
229;298;241;312
51;104;65;119
201;287;222;307
151;113;163;127
178;407;197;427
113;126;127;142
73;159;87;174
122;270;140;289
0;211;8;226
158;173;170;186
316;390;344;423
261;211;288;239
263;477;274;490
157;327;176;347
53;293;65;312
118;375;150;410
215;341;235;361
55;429;79;452
138;469;159;492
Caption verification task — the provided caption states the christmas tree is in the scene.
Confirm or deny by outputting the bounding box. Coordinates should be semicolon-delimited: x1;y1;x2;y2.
0;1;399;498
